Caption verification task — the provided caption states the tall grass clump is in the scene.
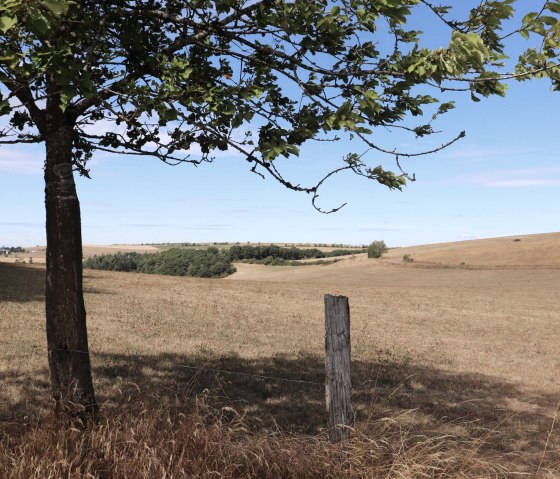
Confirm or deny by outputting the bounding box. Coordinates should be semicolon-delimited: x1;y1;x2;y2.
0;393;526;479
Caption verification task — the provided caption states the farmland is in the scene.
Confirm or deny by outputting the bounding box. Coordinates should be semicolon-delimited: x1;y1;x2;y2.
1;233;559;477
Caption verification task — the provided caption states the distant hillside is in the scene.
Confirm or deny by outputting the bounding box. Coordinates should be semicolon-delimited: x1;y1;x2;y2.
7;233;558;269
384;232;560;268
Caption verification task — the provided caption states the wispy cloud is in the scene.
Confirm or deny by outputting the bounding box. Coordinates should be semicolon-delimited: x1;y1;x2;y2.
0;222;44;228
220;208;252;214
357;224;409;232
484;179;560;187
313;223;408;232
0;148;43;175
124;223;232;230
442;145;538;162
444;166;560;188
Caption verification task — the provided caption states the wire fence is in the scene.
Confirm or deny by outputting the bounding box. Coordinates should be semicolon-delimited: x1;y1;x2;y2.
0;339;325;388
0;338;420;420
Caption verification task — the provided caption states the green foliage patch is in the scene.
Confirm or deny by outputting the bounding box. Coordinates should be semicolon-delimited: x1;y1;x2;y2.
228;245;364;261
238;257;339;266
367;240;388;259
83;248;236;278
0;246;25;253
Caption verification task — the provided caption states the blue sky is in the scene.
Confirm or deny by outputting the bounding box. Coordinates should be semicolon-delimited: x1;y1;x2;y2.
1;2;559;247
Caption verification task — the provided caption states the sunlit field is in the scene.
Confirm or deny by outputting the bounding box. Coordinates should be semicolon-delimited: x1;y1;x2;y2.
1;234;559;477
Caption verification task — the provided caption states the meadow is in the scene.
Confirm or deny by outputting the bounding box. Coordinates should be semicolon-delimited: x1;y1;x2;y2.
1;233;559;477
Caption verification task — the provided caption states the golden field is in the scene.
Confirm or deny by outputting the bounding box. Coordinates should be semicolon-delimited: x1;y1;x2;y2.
384;232;560;268
1;233;559;477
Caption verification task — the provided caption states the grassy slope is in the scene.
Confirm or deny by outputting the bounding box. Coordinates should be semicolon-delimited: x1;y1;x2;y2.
1;233;560;477
383;232;560;268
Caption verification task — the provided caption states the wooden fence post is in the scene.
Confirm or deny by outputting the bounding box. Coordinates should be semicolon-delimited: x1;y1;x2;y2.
324;294;352;443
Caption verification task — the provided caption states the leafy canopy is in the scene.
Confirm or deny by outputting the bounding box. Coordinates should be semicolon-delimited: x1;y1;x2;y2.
0;0;558;209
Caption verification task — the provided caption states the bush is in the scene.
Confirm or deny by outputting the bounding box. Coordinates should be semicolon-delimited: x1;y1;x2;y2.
83;252;141;272
367;240;388;259
403;254;414;263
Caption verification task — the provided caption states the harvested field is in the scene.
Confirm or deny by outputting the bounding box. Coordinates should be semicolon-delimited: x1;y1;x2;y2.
1;233;559;477
0;244;160;265
384;232;560;268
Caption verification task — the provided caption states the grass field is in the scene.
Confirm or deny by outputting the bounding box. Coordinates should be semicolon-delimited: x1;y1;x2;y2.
1;233;559;477
383;232;560;268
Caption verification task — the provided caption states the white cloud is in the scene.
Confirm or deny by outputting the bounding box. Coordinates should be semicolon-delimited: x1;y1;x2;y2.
442;145;537;162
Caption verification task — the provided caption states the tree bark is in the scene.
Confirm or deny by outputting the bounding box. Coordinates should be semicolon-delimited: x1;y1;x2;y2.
44;123;97;418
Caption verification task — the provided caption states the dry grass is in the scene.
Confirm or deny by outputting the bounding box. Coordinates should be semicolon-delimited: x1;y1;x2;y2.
0;392;519;479
0;244;160;265
383;232;560;268
1;234;560;477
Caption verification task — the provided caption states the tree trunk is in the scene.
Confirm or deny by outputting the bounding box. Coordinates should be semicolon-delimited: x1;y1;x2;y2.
44;124;97;418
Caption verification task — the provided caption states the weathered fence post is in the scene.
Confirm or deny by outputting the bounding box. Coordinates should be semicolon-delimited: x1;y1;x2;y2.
324;294;352;443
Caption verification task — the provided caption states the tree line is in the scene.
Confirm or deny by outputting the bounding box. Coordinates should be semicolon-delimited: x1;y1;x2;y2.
83;245;367;277
0;246;25;253
227;245;365;261
83;248;236;278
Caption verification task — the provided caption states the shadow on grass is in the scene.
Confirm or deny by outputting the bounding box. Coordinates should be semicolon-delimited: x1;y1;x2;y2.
0;263;45;302
0;263;113;302
1;351;559;469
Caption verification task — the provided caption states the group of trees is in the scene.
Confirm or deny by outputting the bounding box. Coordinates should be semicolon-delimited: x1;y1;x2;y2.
83;248;236;278
228;244;364;261
237;256;339;266
83;244;366;276
0;246;25;254
1;0;558;416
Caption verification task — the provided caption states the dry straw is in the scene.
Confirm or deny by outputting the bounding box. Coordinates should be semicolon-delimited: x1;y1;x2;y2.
0;391;528;479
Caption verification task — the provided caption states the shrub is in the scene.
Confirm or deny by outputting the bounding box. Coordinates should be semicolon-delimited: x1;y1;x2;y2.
403;254;414;263
367;240;388;259
83;252;141;272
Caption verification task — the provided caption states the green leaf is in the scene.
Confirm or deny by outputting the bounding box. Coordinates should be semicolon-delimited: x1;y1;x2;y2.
29;15;50;35
540;15;558;26
0;15;17;33
42;0;70;15
0;99;11;116
547;2;560;15
470;91;481;102
59;86;75;111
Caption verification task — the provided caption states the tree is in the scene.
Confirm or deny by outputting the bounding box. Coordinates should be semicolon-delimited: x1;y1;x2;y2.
367;240;388;259
0;0;558;416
